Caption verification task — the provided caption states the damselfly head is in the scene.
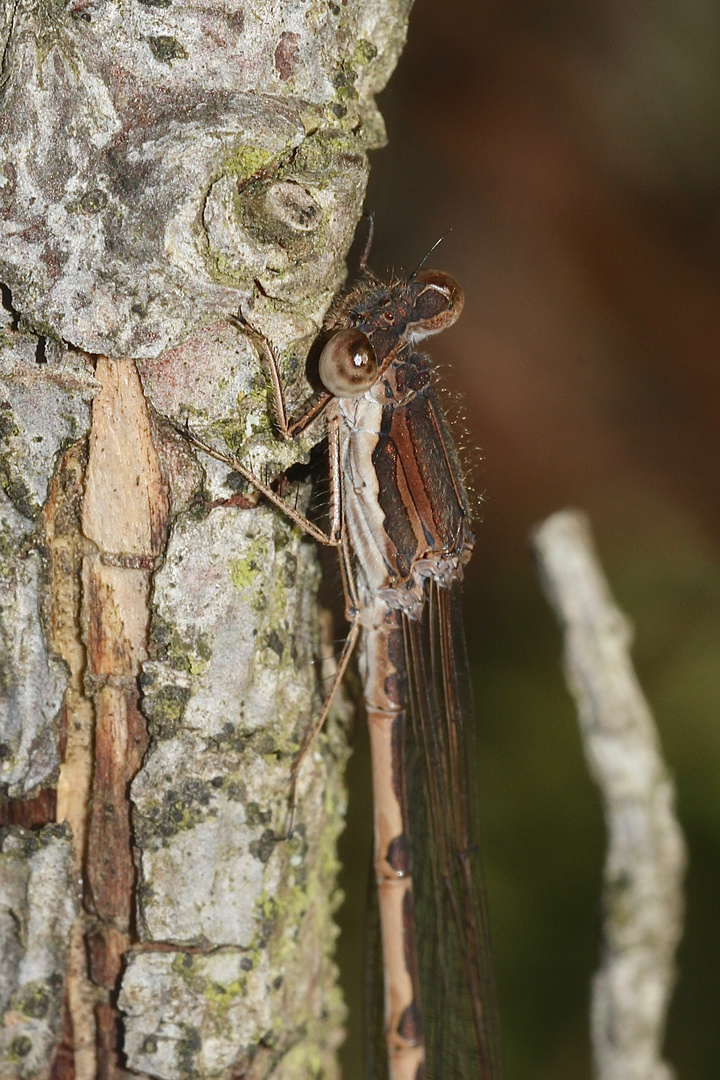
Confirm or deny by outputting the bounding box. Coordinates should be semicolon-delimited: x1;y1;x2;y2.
318;326;378;398
322;266;464;378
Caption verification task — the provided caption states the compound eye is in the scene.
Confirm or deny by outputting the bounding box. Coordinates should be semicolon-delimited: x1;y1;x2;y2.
318;328;378;398
411;269;464;332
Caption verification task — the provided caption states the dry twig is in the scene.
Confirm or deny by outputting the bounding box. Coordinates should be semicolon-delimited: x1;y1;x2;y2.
532;509;686;1080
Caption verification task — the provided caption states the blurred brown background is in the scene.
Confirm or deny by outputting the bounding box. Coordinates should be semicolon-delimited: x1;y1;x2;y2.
336;1;720;1077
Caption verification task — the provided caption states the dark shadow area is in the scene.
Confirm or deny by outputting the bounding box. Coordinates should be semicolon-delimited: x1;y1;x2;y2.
336;1;720;1076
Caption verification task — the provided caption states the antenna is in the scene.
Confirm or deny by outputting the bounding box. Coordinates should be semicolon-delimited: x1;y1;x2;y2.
408;229;453;281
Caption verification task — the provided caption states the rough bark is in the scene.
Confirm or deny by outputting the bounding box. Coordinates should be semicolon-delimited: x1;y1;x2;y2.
532;510;686;1080
0;1;413;1076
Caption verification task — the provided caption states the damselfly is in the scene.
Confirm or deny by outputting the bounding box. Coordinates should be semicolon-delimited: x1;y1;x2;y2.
186;255;504;1080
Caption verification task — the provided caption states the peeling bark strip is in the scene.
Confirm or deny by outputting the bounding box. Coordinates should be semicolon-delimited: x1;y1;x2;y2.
0;0;415;1074
532;510;686;1080
79;358;168;1073
30;358;169;1080
81;360;167;993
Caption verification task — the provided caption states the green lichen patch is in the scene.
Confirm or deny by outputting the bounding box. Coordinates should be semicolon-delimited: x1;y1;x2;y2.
11;982;52;1020
176;1023;202;1075
7;1035;33;1062
244;801;272;828
331;63;358;103
141;683;191;739
353;38;378;66
0;404;20;440
291;128;365;186
228;537;268;595
121;947;288;1074
137;877;155;906
203;975;248;1017
1;822;69;858
78;188;109;213
140;1034;159;1054
0;459;41;520
171;950;205;987
223;145;275;185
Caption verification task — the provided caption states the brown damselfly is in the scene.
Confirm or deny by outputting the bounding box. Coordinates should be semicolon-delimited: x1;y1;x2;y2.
185;257;504;1080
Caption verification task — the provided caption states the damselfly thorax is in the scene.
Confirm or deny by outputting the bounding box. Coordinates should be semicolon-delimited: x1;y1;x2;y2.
185;265;504;1080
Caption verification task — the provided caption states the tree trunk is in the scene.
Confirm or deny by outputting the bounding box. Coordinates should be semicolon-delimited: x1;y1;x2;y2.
0;2;413;1076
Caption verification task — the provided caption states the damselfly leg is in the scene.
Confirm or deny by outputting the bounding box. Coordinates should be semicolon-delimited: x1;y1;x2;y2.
178;324;364;835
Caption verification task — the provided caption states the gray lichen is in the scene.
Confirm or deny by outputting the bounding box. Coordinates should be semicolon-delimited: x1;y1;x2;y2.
130;496;350;1070
0;0;413;358
0;335;95;796
0;333;97;520
0;824;76;1078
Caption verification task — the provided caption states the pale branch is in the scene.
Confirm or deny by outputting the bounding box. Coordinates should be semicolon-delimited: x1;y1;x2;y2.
531;509;686;1080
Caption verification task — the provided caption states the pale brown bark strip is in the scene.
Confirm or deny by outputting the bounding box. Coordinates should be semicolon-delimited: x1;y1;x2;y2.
532;509;686;1080
44;358;171;1078
78;358;168;1077
82;359;169;559
42;440;98;1080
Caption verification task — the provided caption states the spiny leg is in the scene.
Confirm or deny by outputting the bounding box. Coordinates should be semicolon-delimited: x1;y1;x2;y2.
179;343;351;835
285;437;358;835
180;426;336;548
286;613;361;838
231;313;332;440
186;421;353;839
